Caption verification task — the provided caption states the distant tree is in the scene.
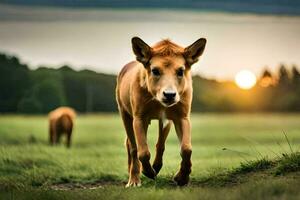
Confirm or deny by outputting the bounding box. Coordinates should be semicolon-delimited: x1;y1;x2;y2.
61;67;87;112
259;68;273;87
278;64;290;86
0;53;31;112
60;67;117;113
289;65;300;111
273;64;299;111
34;79;66;113
291;65;300;85
262;69;272;77
17;96;42;113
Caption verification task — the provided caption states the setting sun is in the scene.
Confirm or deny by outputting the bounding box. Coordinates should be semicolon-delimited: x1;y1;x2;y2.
235;70;257;89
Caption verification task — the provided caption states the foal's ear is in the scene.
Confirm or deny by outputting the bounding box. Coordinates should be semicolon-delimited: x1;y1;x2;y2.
131;37;152;67
184;38;206;66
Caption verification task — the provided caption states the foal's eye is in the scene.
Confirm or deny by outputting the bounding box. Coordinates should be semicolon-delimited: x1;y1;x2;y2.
151;68;160;76
177;68;184;77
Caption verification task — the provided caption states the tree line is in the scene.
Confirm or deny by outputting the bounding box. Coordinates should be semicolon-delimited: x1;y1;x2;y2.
0;53;116;113
0;53;299;113
192;64;300;112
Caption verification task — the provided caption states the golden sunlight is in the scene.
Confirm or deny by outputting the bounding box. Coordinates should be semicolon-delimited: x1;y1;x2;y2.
235;70;257;90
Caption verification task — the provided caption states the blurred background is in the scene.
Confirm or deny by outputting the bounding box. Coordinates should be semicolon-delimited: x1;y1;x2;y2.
0;0;300;113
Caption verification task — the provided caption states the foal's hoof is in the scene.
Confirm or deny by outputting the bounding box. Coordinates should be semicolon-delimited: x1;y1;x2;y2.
173;171;189;186
152;162;163;174
142;167;157;179
125;179;141;188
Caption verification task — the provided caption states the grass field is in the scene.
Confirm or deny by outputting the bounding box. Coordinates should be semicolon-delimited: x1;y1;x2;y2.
0;113;300;199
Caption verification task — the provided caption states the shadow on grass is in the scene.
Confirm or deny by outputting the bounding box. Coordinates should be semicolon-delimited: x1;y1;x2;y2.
50;174;124;190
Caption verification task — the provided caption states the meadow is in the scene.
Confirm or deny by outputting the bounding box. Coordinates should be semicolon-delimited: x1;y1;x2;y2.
0;113;299;199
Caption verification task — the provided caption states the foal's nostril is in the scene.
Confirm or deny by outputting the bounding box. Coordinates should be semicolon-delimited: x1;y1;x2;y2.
163;91;176;101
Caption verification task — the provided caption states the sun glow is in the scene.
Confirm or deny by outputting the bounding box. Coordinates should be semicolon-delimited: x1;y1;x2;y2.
235;70;257;90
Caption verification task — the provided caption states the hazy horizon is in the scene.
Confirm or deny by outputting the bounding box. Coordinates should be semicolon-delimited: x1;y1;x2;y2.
0;4;300;80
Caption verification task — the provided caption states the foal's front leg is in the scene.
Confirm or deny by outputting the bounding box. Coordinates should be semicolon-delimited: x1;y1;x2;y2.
174;117;192;186
153;119;171;174
133;117;156;179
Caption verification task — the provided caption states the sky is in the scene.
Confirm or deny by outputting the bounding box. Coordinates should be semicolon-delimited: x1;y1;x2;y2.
0;3;300;80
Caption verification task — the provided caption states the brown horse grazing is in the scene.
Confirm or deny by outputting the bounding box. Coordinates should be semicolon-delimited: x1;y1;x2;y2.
48;107;76;148
116;37;206;187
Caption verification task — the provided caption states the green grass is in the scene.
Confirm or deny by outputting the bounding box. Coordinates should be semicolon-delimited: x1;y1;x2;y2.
0;113;300;199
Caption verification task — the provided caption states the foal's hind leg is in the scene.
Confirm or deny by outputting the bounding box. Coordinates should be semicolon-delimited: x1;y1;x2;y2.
121;111;141;187
152;119;171;174
66;128;72;148
49;121;55;145
125;138;131;173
